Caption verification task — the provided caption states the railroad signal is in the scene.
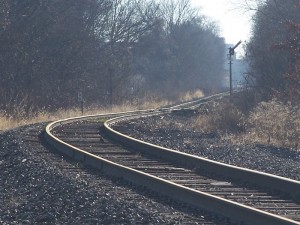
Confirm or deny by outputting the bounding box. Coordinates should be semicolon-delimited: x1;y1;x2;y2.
229;40;242;96
233;40;242;50
229;47;235;56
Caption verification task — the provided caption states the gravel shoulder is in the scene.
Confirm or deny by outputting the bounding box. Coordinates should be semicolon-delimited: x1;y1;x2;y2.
112;112;300;181
2;109;299;224
0;123;228;225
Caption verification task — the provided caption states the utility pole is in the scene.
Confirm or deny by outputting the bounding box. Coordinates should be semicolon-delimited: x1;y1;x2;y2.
228;40;242;96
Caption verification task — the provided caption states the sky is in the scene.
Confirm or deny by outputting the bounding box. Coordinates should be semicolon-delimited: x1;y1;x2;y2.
191;0;254;47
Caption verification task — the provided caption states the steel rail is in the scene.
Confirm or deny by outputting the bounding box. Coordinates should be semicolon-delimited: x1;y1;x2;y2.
104;116;300;225
44;96;300;225
104;113;300;202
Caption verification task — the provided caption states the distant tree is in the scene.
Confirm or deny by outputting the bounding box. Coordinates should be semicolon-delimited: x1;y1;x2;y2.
0;0;110;113
0;0;226;117
133;0;225;98
167;19;225;94
246;0;300;99
98;0;160;105
160;0;198;31
272;7;300;104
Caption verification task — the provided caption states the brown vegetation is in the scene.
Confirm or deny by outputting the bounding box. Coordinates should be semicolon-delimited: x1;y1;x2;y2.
0;95;174;131
179;89;204;102
190;99;246;134
190;97;299;150
245;100;299;148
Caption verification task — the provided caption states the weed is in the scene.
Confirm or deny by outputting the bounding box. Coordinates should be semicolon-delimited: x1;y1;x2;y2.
191;99;246;134
245;99;299;148
0;96;175;131
191;97;299;150
179;89;204;102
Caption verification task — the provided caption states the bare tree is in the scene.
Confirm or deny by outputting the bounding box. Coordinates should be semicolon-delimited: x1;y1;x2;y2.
245;0;300;99
0;0;226;116
160;0;198;32
133;0;226;98
0;0;110;113
99;0;160;104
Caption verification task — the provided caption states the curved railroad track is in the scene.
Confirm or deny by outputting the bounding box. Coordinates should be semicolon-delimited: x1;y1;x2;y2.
44;95;300;225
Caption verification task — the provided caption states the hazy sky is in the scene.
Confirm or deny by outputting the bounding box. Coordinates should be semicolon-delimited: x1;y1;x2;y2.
191;0;254;45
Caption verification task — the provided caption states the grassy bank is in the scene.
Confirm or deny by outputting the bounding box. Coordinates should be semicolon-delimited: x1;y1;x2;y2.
191;98;299;150
0;90;204;131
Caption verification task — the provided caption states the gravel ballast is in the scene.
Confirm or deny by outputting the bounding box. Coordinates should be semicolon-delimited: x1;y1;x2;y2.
2;109;299;224
0;123;228;225
112;112;300;181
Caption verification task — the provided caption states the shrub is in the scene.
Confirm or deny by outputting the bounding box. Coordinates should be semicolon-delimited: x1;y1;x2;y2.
246;99;299;148
179;89;204;102
192;99;246;134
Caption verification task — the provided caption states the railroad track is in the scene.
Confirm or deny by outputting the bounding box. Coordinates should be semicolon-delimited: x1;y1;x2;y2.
44;96;300;225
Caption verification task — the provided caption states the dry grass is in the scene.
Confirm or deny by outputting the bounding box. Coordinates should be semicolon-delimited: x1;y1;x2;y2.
191;98;299;150
190;99;246;134
1;88;206;132
179;89;204;102
0;97;174;132
234;99;300;149
0;108;89;131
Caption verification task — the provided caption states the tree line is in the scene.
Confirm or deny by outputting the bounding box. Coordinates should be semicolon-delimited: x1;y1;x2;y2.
0;0;226;117
246;0;300;104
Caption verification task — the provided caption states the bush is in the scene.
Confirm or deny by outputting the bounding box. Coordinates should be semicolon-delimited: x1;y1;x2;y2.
192;96;299;150
246;99;299;148
192;99;246;134
179;89;204;102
